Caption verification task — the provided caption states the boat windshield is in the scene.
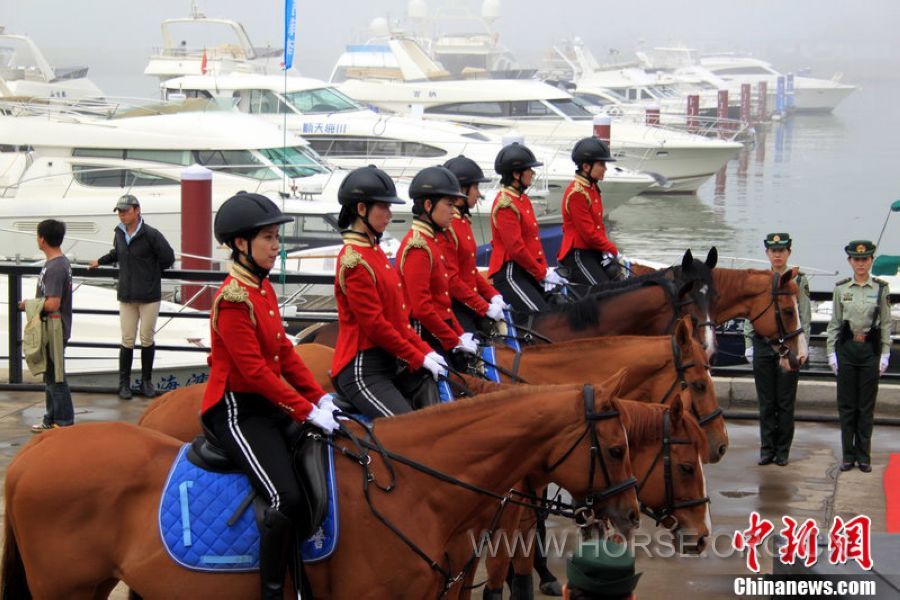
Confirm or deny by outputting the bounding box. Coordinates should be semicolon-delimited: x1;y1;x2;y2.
547;98;594;120
282;87;361;114
193;149;279;180
259;146;330;178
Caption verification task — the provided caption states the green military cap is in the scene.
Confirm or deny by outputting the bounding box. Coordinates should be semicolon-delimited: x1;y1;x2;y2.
764;232;792;249
844;240;876;258
566;539;641;597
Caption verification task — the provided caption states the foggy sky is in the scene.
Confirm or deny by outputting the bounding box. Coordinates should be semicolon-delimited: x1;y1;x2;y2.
2;0;899;97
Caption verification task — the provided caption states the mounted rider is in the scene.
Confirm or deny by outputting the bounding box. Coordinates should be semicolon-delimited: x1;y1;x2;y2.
439;155;509;335
399;166;480;364
489;142;567;316
557;136;622;285
331;166;448;419
202;192;340;600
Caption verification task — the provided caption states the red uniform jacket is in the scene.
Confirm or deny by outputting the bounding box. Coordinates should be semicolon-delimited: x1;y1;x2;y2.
332;231;432;376
201;263;325;421
557;175;618;261
399;219;464;350
438;212;500;316
488;186;548;281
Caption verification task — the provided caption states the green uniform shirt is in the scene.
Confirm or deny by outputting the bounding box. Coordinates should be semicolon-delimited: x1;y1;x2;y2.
825;276;892;354
744;271;812;349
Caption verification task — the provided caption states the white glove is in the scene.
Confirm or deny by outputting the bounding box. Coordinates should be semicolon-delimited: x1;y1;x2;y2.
455;332;479;355
486;302;505;321
317;393;344;420
828;353;838;375
543;269;567;292
422;352;448;380
490;295;511;309
880;353;890;375
744;347;753;363
601;252;617;267
307;404;339;434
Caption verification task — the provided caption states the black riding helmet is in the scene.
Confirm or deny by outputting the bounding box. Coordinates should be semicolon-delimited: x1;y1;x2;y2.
494;142;543;177
409;166;466;219
571;137;617;166
443;155;491;187
214;192;292;280
337;165;404;237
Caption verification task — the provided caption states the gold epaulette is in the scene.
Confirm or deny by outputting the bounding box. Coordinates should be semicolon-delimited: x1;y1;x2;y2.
445;225;459;250
212;279;256;334
491;193;520;226
563;180;590;216
400;231;433;272
338;246;376;295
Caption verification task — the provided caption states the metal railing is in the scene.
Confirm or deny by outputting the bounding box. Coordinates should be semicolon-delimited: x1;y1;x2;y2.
2;263;335;390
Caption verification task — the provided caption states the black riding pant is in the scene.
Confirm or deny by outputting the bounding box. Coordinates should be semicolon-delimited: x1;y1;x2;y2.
201;393;304;518
334;348;437;419
492;261;548;319
560;248;619;287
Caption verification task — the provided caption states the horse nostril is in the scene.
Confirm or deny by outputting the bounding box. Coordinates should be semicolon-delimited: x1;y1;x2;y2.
628;510;639;524
718;445;727;456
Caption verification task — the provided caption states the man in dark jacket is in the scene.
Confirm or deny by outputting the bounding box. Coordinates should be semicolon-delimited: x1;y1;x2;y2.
90;194;175;399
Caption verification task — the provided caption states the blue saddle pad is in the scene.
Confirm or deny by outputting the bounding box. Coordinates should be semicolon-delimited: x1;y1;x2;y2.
480;346;501;383
438;379;454;402
158;442;339;572
502;309;522;352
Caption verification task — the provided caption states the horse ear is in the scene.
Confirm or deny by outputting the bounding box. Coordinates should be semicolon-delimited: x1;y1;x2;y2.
598;367;629;405
681;249;694;271
611;396;631;430
705;247;718;269
780;267;797;288
675;316;693;346
669;394;684;424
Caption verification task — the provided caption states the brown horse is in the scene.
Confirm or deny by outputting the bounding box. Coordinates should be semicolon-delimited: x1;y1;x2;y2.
481;397;711;599
712;267;808;370
2;376;641;599
140;320;728;464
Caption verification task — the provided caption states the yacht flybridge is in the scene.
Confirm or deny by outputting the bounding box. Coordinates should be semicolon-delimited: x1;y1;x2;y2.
0;30;104;100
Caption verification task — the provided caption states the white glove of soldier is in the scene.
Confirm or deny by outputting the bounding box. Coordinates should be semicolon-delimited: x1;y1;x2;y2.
307;404;340;434
880;353;891;375
422;352;448;380
317;393;344;420
455;332;479;355
490;294;511;309
486;301;505;321
543;269;567;292
828;353;838;375
744;347;753;363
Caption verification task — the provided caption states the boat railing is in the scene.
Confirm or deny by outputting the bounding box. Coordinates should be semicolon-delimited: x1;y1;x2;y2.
0;96;227;121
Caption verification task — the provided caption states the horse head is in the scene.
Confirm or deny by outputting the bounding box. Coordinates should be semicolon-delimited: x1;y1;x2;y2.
746;268;808;371
673;248;719;359
672;317;728;463
631;397;711;555
547;370;641;540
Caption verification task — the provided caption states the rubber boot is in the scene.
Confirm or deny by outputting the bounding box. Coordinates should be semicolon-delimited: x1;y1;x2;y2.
259;507;293;600
140;344;156;398
118;346;133;400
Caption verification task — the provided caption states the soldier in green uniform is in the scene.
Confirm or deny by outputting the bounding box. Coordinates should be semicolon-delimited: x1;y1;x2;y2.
744;233;811;466
827;240;892;473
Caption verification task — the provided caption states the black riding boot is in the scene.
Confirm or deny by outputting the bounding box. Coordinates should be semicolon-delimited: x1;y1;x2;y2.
259;507;293;600
118;346;133;400
140;344;156;398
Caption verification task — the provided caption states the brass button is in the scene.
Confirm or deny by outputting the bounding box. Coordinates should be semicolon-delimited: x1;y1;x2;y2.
276;332;282;339
274;354;280;362
402;304;406;310
260;289;266;296
268;309;275;317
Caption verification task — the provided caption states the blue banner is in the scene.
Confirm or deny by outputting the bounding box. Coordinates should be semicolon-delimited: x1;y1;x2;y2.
284;0;297;70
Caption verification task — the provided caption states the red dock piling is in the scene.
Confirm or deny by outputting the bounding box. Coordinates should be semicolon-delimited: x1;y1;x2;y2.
180;164;213;311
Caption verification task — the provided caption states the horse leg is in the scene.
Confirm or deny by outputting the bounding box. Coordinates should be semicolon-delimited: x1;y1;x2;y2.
482;502;526;599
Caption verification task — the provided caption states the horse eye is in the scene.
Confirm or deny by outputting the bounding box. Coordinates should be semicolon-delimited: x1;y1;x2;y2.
609;446;625;460
679;464;695;475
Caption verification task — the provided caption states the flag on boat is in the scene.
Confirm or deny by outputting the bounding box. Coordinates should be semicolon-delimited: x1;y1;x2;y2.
200;49;208;75
284;0;297;70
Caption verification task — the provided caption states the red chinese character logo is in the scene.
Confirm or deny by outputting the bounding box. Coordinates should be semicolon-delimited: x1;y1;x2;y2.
779;517;819;567
828;515;873;570
733;511;774;572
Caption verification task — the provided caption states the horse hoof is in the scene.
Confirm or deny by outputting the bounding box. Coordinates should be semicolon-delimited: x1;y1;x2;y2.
539;579;563;596
482;587;503;600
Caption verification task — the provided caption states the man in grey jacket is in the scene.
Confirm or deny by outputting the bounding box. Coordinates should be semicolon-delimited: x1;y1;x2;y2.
90;195;175;399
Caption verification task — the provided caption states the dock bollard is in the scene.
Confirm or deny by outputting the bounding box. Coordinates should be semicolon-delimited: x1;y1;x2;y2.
592;114;611;144
180;164;213;311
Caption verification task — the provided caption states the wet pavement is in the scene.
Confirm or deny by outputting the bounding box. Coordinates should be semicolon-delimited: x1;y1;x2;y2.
1;390;897;598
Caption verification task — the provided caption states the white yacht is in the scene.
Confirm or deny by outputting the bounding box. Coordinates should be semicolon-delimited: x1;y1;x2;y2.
333;42;742;193
143;4;284;82
160;73;656;214
0;29;104;100
0;104;346;262
699;54;856;113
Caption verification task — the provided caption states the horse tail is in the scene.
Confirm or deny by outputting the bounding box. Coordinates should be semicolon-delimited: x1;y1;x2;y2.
1;508;31;600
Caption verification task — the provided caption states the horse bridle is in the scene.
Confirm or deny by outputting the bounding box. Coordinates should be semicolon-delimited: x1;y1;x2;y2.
635;408;711;527
659;334;723;428
747;271;803;359
545;385;639;527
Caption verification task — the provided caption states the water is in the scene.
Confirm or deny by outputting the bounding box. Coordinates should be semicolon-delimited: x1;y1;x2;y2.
608;77;900;292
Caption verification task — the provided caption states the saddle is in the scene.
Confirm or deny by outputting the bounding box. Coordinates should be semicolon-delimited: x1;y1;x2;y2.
187;423;329;541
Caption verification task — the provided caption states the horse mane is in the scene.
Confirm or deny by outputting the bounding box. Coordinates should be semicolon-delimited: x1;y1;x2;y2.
540;271;672;330
622;401;709;460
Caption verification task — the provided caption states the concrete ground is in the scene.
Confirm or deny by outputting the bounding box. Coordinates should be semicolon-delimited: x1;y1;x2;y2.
0;389;898;598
